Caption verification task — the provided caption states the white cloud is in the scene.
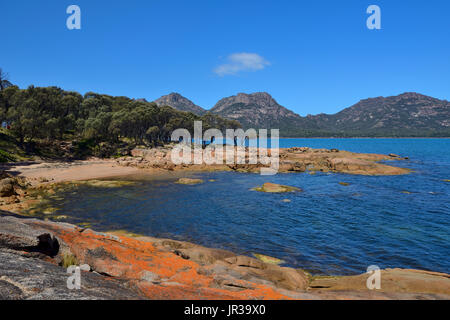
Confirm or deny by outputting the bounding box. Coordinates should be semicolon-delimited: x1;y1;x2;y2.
214;53;270;76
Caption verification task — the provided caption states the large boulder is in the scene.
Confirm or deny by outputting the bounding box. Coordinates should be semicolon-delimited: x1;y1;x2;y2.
0;216;47;249
0;178;16;197
201;255;309;291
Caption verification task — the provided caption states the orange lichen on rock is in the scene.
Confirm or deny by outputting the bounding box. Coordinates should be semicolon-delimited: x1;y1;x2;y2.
34;221;291;300
2;216;450;300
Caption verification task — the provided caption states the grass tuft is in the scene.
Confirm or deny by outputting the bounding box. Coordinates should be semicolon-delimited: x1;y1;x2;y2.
61;253;78;268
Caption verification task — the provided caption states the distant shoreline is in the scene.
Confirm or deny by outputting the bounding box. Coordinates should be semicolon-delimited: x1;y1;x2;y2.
279;137;450;139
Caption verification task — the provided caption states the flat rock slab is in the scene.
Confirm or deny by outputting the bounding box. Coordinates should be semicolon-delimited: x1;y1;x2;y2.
0;250;142;300
253;182;301;193
0;216;49;250
309;268;450;299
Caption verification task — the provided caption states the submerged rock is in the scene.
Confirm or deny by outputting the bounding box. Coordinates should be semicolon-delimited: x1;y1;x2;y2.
175;178;204;185
80;180;136;188
253;182;301;193
252;253;285;265
339;182;350;186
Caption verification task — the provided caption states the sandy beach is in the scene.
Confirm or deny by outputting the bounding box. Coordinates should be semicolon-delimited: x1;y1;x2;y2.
6;159;143;185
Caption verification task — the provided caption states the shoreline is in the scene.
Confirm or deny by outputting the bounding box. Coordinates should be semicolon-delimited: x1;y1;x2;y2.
279;137;450;139
2;145;412;186
2;146;447;299
4;159;145;186
0;214;449;300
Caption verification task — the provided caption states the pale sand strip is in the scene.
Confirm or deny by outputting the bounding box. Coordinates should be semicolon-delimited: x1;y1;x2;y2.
8;159;142;185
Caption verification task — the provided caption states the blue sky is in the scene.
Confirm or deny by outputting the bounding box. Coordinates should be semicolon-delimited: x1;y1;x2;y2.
1;0;449;115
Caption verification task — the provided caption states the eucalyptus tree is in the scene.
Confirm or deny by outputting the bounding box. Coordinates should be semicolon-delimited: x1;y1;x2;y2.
0;69;13;91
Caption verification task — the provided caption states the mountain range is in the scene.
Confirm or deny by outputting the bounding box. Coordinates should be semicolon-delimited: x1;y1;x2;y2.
152;92;450;137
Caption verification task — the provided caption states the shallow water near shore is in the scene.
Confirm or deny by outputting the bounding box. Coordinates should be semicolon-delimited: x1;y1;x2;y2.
38;139;450;275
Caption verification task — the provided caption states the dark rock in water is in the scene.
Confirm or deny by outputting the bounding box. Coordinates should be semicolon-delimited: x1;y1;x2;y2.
389;153;401;158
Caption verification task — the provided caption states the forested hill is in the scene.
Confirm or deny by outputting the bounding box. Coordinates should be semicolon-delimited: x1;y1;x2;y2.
0;86;240;160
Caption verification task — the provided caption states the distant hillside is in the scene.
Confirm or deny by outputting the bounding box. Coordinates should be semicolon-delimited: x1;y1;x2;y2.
308;92;450;137
154;93;205;115
209;92;450;137
210;92;299;128
152;91;450;137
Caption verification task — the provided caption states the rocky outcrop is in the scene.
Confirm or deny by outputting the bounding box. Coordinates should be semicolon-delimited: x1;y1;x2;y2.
308;269;450;299
0;216;143;299
0;172;27;197
1;216;449;300
0;172;29;211
0;250;142;300
0;216;298;300
116;146;410;176
280;147;409;175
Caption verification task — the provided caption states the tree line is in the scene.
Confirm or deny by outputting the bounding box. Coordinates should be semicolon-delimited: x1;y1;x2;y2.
0;78;240;158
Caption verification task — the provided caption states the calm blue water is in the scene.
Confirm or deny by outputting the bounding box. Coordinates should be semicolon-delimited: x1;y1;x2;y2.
44;139;450;275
